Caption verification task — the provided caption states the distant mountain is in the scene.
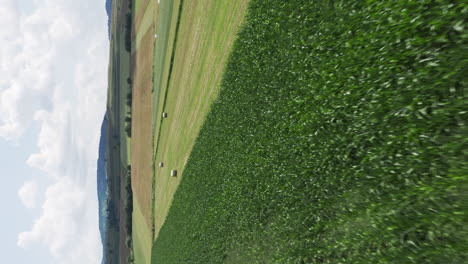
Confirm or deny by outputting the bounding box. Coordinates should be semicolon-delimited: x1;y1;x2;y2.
106;0;113;38
97;114;108;264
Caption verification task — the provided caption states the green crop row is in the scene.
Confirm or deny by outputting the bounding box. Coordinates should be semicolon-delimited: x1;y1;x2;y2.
152;0;467;263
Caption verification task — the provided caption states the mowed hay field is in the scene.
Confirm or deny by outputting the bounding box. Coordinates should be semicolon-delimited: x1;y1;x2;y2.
153;0;467;263
151;0;250;243
131;0;181;263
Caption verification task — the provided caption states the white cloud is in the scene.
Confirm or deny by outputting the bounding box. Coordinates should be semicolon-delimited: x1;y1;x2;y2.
1;0;109;263
18;178;101;264
18;180;39;209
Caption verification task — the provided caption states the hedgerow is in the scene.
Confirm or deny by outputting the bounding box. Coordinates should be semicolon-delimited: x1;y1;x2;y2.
153;0;467;263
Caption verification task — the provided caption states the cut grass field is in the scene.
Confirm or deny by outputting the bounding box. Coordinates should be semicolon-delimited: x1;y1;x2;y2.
152;0;467;263
151;0;180;126
132;200;152;264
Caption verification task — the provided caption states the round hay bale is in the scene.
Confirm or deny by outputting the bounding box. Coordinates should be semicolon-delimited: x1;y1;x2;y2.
159;162;164;168
162;112;168;118
170;170;177;177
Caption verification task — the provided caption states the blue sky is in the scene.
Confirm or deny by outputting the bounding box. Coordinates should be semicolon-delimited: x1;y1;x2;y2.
0;0;108;263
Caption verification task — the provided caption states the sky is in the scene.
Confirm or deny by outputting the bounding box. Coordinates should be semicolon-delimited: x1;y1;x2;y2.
0;0;109;263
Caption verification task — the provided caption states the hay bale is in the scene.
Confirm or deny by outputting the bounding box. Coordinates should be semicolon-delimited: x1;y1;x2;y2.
159;162;164;168
162;112;168;118
171;170;177;177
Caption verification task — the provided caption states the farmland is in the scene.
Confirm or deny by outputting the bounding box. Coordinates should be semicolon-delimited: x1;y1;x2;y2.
152;0;467;263
130;0;181;263
102;0;468;263
129;0;250;263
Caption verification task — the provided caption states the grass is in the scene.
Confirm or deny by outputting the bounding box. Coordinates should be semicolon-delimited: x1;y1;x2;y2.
149;2;184;245
132;201;152;264
150;0;250;242
152;0;468;263
151;0;180;128
135;0;154;49
134;0;143;17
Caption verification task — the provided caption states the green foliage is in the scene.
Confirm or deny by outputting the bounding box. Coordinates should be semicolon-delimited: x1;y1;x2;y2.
125;236;132;249
125;165;133;237
153;0;467;263
125;112;132;137
125;12;132;52
105;199;119;229
125;81;133;138
128;250;135;264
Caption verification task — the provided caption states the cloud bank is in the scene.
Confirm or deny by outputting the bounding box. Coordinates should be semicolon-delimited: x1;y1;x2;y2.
0;0;109;263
